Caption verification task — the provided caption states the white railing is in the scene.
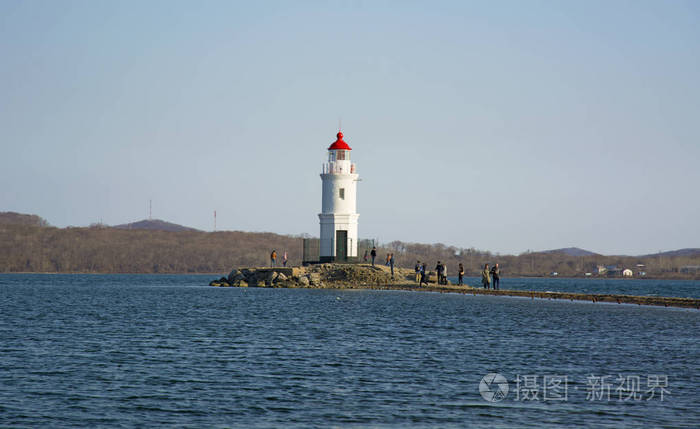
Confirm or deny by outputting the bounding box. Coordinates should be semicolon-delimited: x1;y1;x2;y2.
322;163;357;175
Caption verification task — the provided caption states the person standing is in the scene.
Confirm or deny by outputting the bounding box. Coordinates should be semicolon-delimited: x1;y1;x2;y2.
419;263;427;286
414;260;421;283
458;263;464;285
370;247;377;266
482;263;491;289
363;249;368;263
282;251;288;267
435;261;443;285
442;262;447;285
385;253;391;266
491;263;500;290
389;253;395;279
271;250;277;267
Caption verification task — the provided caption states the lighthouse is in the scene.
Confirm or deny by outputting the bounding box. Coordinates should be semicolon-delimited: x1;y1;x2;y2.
319;131;359;262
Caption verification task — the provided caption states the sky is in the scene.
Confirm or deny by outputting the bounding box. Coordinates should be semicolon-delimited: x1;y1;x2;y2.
1;0;699;256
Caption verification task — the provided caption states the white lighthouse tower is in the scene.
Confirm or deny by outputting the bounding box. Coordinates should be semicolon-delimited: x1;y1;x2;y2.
319;130;359;262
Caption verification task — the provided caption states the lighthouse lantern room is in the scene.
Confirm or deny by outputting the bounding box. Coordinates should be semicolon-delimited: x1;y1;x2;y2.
319;131;359;262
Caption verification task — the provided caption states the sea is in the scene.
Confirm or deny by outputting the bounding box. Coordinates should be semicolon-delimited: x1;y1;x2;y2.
1;274;698;428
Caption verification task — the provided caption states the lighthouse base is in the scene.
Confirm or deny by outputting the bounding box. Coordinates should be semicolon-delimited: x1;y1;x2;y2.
318;213;359;262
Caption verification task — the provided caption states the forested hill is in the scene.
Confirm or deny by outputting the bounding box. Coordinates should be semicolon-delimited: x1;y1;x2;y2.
0;223;303;273
0;212;50;227
0;213;698;278
114;219;200;232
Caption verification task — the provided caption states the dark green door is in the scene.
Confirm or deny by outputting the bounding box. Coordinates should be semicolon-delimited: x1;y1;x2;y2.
336;230;347;261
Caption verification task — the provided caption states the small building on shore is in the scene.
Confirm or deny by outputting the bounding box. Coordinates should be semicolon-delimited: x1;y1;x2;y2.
622;268;633;277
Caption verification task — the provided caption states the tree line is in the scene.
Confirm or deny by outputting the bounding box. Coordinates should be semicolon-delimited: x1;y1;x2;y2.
0;223;698;278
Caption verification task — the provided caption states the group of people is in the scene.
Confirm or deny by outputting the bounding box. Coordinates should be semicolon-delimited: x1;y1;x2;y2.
409;260;501;288
269;247;500;288
481;263;500;289
362;247;395;278
337;245;504;289
412;260;467;286
269;249;288;267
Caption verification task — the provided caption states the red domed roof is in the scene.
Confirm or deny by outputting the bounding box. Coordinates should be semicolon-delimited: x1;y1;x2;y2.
328;131;352;151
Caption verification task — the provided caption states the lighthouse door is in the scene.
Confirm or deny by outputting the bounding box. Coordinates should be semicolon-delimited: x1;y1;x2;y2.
335;230;348;261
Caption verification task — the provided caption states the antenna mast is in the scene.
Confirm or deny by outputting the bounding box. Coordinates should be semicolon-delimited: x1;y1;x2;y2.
214;210;217;232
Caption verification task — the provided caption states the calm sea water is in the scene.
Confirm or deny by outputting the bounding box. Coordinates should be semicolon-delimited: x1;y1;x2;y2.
459;276;700;299
1;274;698;428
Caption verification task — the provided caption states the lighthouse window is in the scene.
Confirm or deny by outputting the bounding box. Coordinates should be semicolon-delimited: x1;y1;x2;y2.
336;150;346;160
339;188;345;200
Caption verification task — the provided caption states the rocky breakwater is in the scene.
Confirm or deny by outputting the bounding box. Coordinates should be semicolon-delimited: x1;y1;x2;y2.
208;266;700;309
209;263;422;289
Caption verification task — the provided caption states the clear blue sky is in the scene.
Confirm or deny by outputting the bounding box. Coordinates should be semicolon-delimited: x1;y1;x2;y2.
1;0;698;255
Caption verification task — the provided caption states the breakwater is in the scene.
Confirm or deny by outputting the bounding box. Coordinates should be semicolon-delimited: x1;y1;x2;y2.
210;264;700;309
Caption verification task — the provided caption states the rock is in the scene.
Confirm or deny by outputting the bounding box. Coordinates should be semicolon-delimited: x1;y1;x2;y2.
274;272;287;282
230;273;245;284
264;271;275;287
309;273;321;286
246;273;262;287
227;269;240;283
298;276;310;286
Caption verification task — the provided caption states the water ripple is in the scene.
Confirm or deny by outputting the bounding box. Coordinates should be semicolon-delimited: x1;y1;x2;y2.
0;274;698;428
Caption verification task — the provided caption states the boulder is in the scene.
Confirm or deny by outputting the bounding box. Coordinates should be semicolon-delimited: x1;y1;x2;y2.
274;272;288;282
227;269;240;283
309;273;321;286
264;271;275;287
246;273;262;287
298;276;310;286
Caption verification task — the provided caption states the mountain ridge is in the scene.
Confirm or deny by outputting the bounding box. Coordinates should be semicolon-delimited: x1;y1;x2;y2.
113;219;200;232
538;247;599;257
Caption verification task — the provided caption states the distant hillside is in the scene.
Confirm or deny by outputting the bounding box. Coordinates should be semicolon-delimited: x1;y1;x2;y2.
0;223;302;273
0;212;49;227
540;247;599;257
642;248;700;258
0;212;698;278
114;219;200;232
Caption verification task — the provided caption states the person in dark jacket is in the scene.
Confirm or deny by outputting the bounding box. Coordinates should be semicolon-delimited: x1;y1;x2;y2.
435;261;443;285
370;247;377;266
458;263;464;285
419;263;427;286
490;263;500;290
482;264;491;289
389;253;395;279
